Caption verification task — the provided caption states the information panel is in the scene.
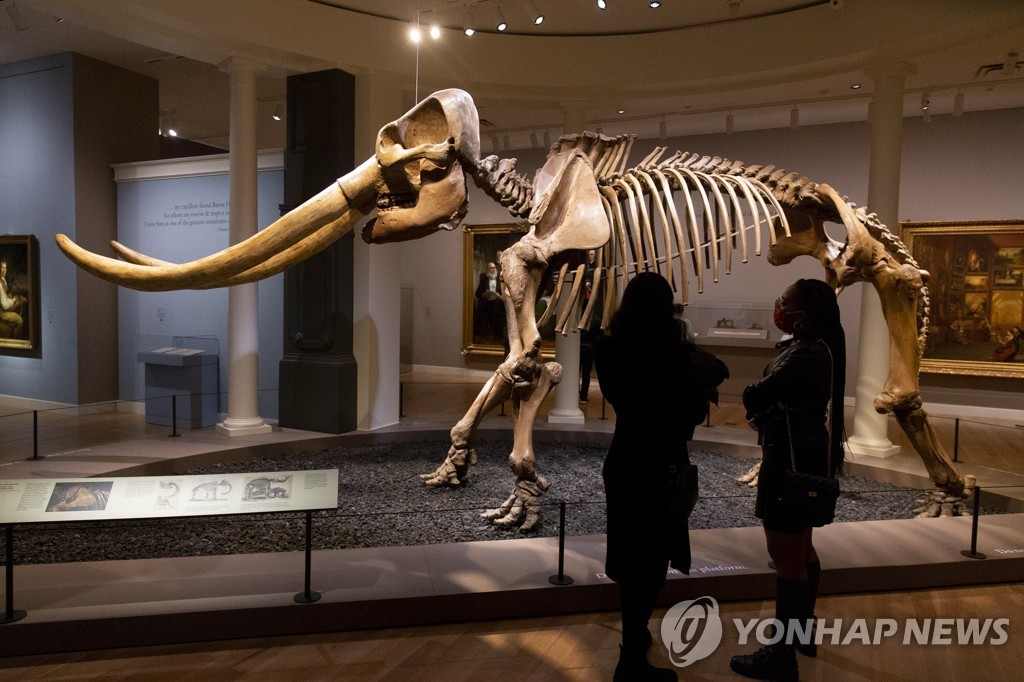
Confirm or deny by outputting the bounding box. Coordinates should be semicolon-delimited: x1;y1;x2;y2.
0;470;339;524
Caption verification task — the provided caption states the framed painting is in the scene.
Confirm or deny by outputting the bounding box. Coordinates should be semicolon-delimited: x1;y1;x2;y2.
461;223;559;358
0;234;41;355
902;220;1024;378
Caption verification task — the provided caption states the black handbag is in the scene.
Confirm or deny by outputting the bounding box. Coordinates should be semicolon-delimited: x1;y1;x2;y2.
779;346;840;527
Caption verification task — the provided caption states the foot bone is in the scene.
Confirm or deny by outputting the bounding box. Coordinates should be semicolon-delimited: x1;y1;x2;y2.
481;476;550;531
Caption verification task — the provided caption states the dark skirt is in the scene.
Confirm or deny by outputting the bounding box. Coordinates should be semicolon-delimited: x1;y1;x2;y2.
604;474;691;583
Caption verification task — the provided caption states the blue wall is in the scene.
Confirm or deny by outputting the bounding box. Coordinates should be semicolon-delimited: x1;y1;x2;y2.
0;55;79;403
116;169;285;419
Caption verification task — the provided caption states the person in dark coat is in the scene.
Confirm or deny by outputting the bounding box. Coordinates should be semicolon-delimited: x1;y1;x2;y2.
731;278;846;682
595;272;728;681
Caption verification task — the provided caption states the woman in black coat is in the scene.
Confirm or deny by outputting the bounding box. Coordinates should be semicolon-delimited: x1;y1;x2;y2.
595;272;728;681
731;278;846;682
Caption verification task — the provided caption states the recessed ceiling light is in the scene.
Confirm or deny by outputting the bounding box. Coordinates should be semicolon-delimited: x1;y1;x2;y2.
850;83;862;90
617;109;625;114
649;1;662;8
597;0;607;8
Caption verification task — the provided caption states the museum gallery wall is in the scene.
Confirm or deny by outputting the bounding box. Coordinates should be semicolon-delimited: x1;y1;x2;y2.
114;159;285;420
1;51;1022;417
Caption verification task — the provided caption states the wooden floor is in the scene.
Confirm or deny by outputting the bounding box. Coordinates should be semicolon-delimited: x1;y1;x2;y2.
3;583;1022;680
1;373;1022;680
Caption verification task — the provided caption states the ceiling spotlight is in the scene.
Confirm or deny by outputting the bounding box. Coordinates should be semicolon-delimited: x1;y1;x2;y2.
525;0;544;25
649;1;662;8
464;10;475;36
409;26;422;43
725;111;734;134
429;24;441;39
953;90;965;117
272;103;283;121
850;83;862;89
617;108;625;114
496;4;507;31
790;106;799;129
597;0;607;9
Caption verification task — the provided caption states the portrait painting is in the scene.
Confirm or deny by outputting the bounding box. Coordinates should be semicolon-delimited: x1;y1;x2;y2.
461;223;559;358
902;221;1024;378
0;235;41;355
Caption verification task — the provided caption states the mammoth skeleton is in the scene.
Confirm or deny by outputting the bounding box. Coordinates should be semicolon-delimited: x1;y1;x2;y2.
57;89;970;530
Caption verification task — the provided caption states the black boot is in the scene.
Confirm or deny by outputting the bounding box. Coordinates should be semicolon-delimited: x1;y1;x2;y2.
614;645;677;682
730;642;798;682
729;578;806;681
796;561;821;658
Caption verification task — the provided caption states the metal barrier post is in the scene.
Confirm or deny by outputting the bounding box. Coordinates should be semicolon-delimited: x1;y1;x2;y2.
169;394;181;438
399;382;405;418
294;511;322;603
1;525;27;624
953;418;960;463
31;410;39;460
960;486;986;560
548;501;574;586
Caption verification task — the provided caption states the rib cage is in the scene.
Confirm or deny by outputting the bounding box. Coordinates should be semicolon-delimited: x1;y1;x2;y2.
532;132;929;354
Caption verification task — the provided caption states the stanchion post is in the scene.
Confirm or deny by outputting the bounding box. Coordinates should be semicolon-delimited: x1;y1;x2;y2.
953;418;960;463
168;394;181;438
399;382;405;418
2;525;27;624
548;501;574;586
31;410;39;460
294;510;322;603
600;396;607;421
961;486;986;560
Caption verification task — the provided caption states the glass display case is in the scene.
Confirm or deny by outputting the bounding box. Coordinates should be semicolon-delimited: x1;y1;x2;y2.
680;303;777;348
137;335;220;429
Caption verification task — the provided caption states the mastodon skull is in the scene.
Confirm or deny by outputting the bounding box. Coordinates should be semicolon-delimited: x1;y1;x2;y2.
362;89;482;244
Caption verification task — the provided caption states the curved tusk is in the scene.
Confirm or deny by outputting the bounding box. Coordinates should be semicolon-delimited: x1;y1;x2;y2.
56;157;380;291
194;208;370;288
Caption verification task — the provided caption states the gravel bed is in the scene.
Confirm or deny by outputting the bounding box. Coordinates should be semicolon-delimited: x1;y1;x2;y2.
4;439;946;565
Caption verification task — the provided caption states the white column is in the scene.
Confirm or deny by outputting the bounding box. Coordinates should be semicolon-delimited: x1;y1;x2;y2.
353;72;403;430
547;102;587;424
846;63;915;458
216;57;271;437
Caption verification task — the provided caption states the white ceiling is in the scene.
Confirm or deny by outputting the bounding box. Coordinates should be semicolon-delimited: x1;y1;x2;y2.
2;0;1023;153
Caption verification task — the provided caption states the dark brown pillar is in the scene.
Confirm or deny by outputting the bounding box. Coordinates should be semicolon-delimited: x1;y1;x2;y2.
278;69;358;433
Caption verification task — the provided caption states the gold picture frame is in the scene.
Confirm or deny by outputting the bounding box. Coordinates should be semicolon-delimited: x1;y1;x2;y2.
902;220;1024;378
0;234;41;356
461;223;558;358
